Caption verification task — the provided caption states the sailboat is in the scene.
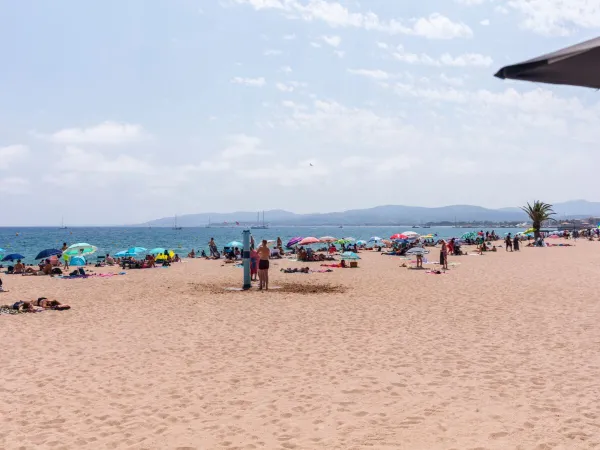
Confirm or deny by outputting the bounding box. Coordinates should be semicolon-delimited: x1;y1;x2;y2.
205;217;212;228
172;215;183;230
60;217;67;229
251;211;269;230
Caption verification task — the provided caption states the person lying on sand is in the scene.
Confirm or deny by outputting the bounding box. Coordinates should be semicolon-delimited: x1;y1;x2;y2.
281;267;310;273
35;298;71;310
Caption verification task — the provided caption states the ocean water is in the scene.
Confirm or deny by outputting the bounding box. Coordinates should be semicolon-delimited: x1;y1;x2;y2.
0;226;526;263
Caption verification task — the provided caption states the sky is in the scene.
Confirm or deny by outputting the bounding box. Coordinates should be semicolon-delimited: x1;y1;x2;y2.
1;0;600;225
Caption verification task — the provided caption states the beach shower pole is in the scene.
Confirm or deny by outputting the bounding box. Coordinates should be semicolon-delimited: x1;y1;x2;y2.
242;230;251;290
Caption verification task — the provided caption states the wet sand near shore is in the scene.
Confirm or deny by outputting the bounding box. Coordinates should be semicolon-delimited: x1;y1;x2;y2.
2;240;600;449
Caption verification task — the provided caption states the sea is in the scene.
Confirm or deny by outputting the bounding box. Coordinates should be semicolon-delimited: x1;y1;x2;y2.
0;226;526;263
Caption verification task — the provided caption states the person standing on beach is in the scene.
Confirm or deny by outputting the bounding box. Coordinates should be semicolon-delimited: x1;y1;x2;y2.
250;235;255;250
440;240;448;270
257;239;270;290
513;235;520;251
250;248;259;281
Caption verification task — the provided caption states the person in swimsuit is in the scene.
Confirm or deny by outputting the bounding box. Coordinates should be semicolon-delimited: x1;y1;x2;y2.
13;260;25;274
440;240;449;270
257;240;271;290
250;248;259;281
35;298;70;309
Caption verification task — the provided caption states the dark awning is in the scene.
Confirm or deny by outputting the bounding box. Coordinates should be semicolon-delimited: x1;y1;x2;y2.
495;36;600;89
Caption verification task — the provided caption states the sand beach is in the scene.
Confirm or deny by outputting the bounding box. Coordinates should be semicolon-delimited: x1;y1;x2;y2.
1;240;600;449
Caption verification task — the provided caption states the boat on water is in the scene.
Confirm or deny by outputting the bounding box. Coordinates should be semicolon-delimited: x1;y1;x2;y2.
251;211;269;230
412;225;421;229
173;215;183;230
60;217;67;229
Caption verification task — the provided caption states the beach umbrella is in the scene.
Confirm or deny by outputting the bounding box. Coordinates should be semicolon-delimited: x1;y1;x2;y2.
406;247;429;255
69;255;86;266
127;247;147;254
115;250;137;257
356;240;367;246
368;236;382;242
286;237;304;248
421;234;434;239
343;237;356;242
299;237;320;245
524;228;535;234
341;251;360;260
0;247;4;253
390;233;409;240
461;232;477;240
149;247;166;255
402;231;419;238
226;241;243;248
35;249;62;260
64;243;98;256
319;236;336;243
1;253;25;262
335;239;350;244
495;36;600;89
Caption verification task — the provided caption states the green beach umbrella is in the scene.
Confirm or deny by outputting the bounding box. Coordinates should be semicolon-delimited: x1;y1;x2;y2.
64;243;98;256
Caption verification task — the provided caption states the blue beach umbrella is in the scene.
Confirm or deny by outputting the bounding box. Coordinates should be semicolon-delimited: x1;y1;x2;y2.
149;248;166;255
69;256;86;266
341;251;360;260
356;240;367;246
35;249;62;260
226;241;243;248
2;253;25;262
127;247;147;254
368;236;382;242
115;250;137;257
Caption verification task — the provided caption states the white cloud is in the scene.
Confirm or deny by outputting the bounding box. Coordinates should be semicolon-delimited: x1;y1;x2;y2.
480;19;490;25
348;69;390;80
231;76;267;87
44;122;147;145
280;65;293;73
0;144;29;169
376;42;389;49
264;49;282;56
392;45;493;67
310;41;322;48
0;177;29;193
322;35;341;47
506;0;600;35
283;33;297;40
276;81;307;92
221;134;271;159
334;50;345;58
458;0;600;35
58;146;156;175
276;82;295;92
234;1;473;39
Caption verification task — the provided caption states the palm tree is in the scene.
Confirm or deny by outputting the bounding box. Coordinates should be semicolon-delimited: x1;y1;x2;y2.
521;201;555;239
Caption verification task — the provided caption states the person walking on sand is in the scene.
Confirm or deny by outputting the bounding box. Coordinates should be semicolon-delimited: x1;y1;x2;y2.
257;239;271;290
505;234;513;252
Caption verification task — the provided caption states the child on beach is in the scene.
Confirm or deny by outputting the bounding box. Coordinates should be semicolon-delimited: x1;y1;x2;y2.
250;249;259;281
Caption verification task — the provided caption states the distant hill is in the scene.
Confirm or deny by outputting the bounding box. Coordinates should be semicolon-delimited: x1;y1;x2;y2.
140;201;600;227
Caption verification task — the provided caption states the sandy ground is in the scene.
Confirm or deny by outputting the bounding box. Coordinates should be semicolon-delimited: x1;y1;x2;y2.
1;240;600;449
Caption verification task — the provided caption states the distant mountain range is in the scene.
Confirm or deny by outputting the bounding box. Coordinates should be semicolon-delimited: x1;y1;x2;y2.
142;200;600;227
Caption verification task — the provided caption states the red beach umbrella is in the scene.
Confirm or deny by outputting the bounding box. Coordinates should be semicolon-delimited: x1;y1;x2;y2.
299;237;320;245
390;233;409;240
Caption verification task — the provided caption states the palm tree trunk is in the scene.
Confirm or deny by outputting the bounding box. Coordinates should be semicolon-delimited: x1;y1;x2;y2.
534;220;541;239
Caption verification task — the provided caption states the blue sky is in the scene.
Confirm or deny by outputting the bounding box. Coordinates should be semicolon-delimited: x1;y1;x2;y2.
1;0;600;225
